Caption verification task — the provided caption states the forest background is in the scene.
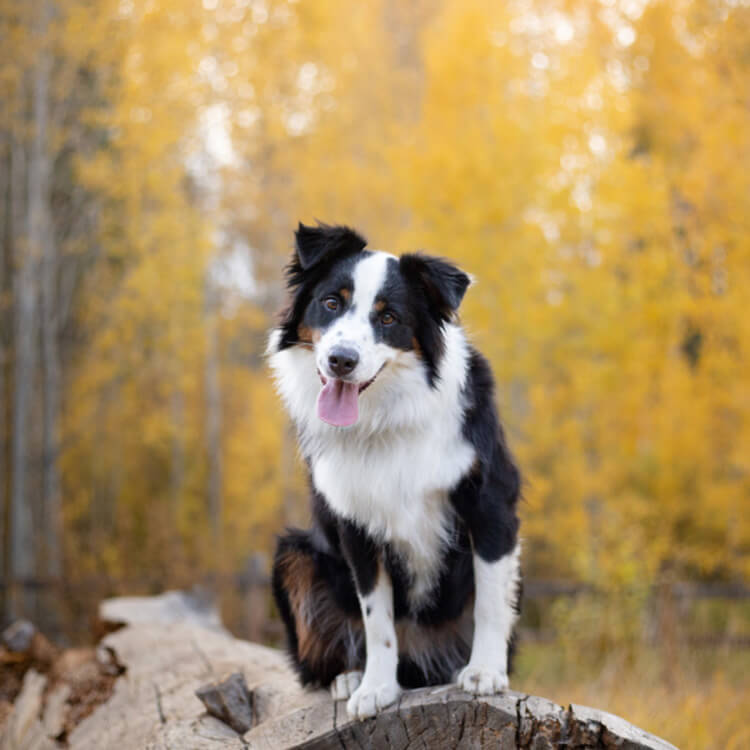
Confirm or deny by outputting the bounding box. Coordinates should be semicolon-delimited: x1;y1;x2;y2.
1;0;748;747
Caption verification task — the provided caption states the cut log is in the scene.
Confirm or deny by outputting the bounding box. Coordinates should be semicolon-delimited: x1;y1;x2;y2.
245;685;679;750
66;621;326;749
1;601;679;749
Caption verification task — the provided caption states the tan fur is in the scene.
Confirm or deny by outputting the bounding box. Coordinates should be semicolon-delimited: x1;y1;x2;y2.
278;546;473;685
296;324;313;344
296;324;322;345
277;547;364;675
279;551;318;663
411;336;422;358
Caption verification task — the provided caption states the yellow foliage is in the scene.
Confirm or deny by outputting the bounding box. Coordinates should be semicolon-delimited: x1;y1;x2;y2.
2;0;744;683
518;642;750;750
1;0;746;734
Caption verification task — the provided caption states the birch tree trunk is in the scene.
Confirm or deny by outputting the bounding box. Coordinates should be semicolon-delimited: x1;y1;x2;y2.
204;279;223;559
10;0;57;618
170;385;186;563
38;0;62;582
9;98;37;619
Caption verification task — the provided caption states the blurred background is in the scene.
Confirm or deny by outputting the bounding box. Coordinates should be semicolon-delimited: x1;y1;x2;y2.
0;0;748;746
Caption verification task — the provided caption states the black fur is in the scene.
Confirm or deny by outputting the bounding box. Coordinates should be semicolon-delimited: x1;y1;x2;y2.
451;349;521;562
272;349;521;689
295;221;367;271
279;222;368;349
279;231;473;387
399;253;471;316
272;528;362;685
399;253;470;385
271;225;521;690
338;519;379;596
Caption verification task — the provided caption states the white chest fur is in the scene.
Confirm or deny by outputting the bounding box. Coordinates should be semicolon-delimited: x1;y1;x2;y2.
312;425;473;603
269;324;476;606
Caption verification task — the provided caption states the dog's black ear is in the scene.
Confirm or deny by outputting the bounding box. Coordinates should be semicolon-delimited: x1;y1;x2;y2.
400;253;471;321
400;254;471;386
276;223;367;351
295;222;367;270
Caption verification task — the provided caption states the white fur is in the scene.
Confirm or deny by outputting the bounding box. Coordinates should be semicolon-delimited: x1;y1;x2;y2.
457;542;521;694
346;570;401;719
331;671;363;701
270;250;521;712
317;252;398;384
268;274;476;606
268;252;476;606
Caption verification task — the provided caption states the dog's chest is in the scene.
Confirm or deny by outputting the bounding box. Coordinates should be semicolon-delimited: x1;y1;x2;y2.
312;427;475;604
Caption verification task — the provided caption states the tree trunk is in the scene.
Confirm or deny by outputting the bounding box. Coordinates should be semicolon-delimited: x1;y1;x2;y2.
0;132;9;609
38;7;62;581
41;227;62;574
10;0;56;619
9;102;36;620
204;280;223;557
169;385;186;563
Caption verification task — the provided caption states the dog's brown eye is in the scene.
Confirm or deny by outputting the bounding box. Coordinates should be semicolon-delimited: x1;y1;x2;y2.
381;311;396;325
324;296;339;311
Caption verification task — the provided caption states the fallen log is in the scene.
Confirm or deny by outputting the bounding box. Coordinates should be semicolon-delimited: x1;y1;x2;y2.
0;597;678;750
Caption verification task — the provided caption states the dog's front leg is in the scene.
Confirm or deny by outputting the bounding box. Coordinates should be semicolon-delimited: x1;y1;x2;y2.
339;521;401;719
457;543;521;694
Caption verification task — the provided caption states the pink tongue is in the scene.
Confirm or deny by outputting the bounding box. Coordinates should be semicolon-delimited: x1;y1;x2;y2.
317;379;360;426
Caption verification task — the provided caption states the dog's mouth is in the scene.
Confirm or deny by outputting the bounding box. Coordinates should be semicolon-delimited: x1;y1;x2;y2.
316;366;384;427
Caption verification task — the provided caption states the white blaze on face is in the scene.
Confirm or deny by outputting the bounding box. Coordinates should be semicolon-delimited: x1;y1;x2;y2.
316;251;396;381
350;251;396;318
315;252;398;427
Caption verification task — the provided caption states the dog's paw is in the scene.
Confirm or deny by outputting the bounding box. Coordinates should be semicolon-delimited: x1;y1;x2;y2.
346;680;401;720
456;665;509;695
330;670;363;700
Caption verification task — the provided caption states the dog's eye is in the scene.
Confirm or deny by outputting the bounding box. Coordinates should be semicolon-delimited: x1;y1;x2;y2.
323;296;340;312
381;311;396;326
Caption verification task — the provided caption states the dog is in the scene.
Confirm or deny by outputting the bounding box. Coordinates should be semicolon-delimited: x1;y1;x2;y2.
268;223;521;720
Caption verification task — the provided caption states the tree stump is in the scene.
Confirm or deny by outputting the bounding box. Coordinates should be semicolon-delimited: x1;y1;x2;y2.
0;595;678;750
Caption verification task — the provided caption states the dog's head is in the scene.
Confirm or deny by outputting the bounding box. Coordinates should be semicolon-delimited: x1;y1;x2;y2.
272;222;470;427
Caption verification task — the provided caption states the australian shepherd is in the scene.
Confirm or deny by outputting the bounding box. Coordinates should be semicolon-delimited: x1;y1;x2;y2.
268;223;521;719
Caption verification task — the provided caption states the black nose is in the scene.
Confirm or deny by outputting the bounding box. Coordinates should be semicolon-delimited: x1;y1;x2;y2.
328;347;359;378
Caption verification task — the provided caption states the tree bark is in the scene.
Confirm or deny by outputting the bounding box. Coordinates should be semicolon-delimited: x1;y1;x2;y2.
0;132;9;608
9;1;57;622
37;0;62;581
9;89;36;620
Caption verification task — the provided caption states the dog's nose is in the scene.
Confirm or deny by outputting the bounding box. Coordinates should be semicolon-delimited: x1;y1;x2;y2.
328;347;359;378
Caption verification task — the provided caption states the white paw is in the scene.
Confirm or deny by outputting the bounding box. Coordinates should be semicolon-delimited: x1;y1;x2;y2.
456;664;509;695
330;670;363;700
346;680;401;720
